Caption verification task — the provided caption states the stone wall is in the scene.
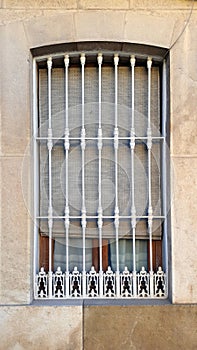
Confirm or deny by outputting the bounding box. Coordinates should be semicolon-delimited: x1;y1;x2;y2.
0;0;197;348
0;304;196;349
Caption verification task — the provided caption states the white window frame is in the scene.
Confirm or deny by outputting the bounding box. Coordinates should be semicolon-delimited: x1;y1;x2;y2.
32;46;169;300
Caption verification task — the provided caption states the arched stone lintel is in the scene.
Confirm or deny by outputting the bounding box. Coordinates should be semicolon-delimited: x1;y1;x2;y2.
24;11;175;51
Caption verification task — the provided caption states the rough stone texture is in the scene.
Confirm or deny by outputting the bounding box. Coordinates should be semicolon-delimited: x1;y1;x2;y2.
0;157;31;304
1;22;30;156
0;306;82;349
171;158;197;303
24;12;76;47
84;305;197;350
75;11;125;43
170;17;197;156
2;0;77;9
0;9;43;24
78;0;130;9
133;0;194;9
124;12;175;47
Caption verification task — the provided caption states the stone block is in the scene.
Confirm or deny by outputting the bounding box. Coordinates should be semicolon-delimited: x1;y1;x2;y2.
75;11;125;42
0;306;82;349
3;0;77;9
170;19;197;155
0;157;31;304
1;22;30;156
124;12;175;48
171;157;197;303
78;0;129;10
84;305;197;350
0;9;43;24
133;0;192;9
24;13;75;48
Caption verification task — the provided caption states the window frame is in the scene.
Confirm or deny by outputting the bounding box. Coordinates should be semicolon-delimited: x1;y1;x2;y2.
32;43;170;300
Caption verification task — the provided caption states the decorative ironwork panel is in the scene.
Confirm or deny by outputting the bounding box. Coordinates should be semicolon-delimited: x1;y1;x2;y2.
35;266;167;299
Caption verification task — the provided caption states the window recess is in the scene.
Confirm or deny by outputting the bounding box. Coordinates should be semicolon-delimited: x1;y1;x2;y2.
34;49;168;299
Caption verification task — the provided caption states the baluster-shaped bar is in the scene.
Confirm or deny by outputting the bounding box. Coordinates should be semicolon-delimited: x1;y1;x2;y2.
130;55;137;297
97;53;103;297
47;57;53;297
147;57;153;296
114;54;120;297
64;54;70;297
80;53;87;297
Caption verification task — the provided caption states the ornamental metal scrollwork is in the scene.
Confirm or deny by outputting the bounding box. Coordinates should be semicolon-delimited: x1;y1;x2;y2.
54;267;64;298
138;267;149;297
121;267;132;297
70;267;81;297
104;267;115;297
87;266;99;297
37;267;47;298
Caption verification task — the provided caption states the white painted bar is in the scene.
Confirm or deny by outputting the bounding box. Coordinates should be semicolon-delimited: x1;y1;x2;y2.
97;53;103;296
64;54;70;297
114;54;120;296
130;55;137;296
47;57;53;298
147;57;154;296
80;53;87;297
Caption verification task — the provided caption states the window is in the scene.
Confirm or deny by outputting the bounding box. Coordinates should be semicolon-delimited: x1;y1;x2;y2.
33;45;168;299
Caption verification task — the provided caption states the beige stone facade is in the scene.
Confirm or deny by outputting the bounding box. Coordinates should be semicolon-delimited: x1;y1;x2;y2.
0;0;197;348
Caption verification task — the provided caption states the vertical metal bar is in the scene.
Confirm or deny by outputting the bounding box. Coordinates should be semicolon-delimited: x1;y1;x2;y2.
80;53;87;297
130;55;137;296
64;54;70;297
162;59;168;286
147;57;153;296
33;58;39;298
47;57;53;298
114;54;120;296
97;53;103;296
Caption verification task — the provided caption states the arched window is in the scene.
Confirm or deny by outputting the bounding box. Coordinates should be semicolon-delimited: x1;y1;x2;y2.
33;43;169;299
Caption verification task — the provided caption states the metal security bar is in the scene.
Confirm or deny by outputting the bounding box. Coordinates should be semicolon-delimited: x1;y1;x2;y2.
47;57;53;298
114;54;120;297
80;53;87;297
34;51;168;299
97;53;104;296
64;54;70;297
130;55;137;297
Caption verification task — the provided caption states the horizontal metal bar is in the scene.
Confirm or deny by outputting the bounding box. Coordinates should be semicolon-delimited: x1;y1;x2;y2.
34;51;164;63
36;136;165;141
37;215;165;219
